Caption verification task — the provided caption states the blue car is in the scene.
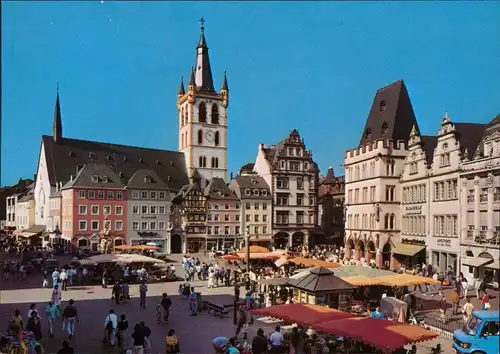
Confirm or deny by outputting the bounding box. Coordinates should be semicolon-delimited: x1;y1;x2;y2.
452;310;499;354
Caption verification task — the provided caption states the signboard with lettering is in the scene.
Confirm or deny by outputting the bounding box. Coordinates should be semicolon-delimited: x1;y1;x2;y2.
436;238;452;248
405;205;422;215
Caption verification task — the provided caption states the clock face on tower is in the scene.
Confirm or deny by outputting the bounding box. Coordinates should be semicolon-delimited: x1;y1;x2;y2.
205;130;215;143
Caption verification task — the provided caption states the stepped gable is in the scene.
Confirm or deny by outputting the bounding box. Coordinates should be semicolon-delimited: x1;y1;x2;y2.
41;135;189;192
359;80;418;146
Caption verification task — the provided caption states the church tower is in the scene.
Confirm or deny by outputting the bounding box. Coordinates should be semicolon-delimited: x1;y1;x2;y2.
177;18;229;185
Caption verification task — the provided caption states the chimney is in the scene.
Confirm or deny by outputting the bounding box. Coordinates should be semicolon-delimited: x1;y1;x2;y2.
259;143;265;150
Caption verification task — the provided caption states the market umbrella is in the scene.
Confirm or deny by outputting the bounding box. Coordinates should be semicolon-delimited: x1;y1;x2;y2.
222;254;240;261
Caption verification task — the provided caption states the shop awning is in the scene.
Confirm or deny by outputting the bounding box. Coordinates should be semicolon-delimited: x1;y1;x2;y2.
18;232;37;238
251;304;354;326
485;260;500;270
313;317;438;351
391;242;426;257
462;257;493;268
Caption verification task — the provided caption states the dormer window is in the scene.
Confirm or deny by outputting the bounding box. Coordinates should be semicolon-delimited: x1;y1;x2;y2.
288;148;294;156
364;128;372;140
253;189;259;196
102;175;109;183
144;176;152;183
380;100;387;112
245;189;251;196
262;190;267;196
381;122;388;135
91;175;99;183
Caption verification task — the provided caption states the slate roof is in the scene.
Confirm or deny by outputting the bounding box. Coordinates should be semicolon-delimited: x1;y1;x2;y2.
126;169;170;190
194;30;215;92
204;177;238;200
359;80;419;146
41;135;189;192
420;136;438;166
289;267;355;293
232;175;270;190
62;163;125;189
454;123;488;159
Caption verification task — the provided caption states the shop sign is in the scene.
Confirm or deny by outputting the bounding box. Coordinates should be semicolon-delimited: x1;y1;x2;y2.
74;232;92;237
405;205;422;215
437;238;452;248
141;216;157;220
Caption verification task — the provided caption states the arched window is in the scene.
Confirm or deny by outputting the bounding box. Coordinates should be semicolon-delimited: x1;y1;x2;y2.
215;158;219;168
381;122;388;135
211;104;219;124
389;214;395;230
384;214;389;229
198;130;203;144
181;107;184;126
199;102;207;123
181;133;184;148
211;157;215;168
214;131;220;146
203;156;207;167
380;100;387;112
365;128;372;140
199;156;203;167
184;107;189;123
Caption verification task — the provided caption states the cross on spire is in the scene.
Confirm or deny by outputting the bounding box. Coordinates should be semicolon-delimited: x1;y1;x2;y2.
199;17;205;32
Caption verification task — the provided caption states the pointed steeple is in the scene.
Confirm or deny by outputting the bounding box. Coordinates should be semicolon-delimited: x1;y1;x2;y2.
221;71;228;91
53;84;63;143
409;124;418;137
194;17;215;92
188;67;196;89
441;111;451;125
178;76;185;95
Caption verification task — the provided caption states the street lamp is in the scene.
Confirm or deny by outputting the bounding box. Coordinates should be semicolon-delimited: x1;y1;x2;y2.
245;226;250;274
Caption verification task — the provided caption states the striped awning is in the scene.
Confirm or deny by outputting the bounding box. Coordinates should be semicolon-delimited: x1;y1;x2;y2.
78;258;98;266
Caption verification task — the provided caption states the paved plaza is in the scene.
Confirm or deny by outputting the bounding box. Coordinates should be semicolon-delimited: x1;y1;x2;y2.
0;255;454;353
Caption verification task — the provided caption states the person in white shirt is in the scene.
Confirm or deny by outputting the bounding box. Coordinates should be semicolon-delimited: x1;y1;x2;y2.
60;269;68;291
269;325;283;352
104;309;118;346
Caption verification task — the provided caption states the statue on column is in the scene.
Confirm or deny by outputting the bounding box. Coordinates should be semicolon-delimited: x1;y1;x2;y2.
99;216;112;254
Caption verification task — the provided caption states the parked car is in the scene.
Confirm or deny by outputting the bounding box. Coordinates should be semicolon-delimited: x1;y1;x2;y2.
452;310;499;354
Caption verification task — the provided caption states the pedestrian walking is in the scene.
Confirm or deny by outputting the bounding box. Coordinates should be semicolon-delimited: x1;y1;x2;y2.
62;299;78;339
103;309;118;347
45;301;60;337
139;281;148;309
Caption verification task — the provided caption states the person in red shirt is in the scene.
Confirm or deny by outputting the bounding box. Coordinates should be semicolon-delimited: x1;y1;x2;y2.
481;291;490;310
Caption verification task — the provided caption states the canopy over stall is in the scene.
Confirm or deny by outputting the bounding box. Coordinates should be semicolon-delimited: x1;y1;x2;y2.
289;267;355;310
287;257;342;269
313;317;438;352
115;245;160;251
87;254;166;264
251;303;354;326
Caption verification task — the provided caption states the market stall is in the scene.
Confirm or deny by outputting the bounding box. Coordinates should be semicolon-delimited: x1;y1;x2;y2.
313;317;438;353
87;253;166;264
289;267;355;311
380;296;408;322
286;257;342;269
251;303;354;326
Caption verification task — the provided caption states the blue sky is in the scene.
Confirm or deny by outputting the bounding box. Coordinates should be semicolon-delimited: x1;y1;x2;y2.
2;2;499;186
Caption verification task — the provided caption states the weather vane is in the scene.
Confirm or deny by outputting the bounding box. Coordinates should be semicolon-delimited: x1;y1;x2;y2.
199;17;205;32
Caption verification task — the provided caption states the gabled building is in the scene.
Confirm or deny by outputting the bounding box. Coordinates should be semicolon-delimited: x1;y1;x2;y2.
205;177;240;250
318;168;345;245
399;125;437;267
229;165;273;247
126;169;176;253
34;88;189;249
253;129;319;248
60;163;127;250
344;80;418;268
3;178;34;231
172;179;207;253
459;114;500;283
426;114;486;274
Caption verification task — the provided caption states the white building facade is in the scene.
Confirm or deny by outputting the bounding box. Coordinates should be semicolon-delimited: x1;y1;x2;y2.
459;115;500;284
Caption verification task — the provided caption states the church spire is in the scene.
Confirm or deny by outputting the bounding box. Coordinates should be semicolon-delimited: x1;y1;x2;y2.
53;83;63;143
178;76;185;95
221;71;228;91
194;17;215;92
